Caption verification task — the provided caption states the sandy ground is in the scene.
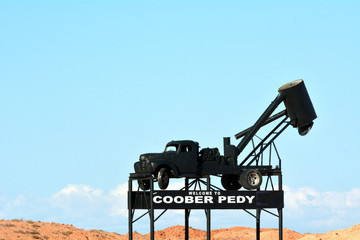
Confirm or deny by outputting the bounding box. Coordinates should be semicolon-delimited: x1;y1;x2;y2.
1;219;360;240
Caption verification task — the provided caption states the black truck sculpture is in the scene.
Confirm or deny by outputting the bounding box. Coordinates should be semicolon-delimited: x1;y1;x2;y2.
134;80;317;191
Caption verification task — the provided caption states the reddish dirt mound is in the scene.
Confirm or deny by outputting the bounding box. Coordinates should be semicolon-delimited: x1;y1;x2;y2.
0;219;123;240
1;219;360;240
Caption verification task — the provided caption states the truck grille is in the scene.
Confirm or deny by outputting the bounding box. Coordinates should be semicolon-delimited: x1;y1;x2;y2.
141;161;146;171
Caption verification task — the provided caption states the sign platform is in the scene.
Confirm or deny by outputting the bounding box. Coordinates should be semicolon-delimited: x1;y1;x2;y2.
128;176;284;240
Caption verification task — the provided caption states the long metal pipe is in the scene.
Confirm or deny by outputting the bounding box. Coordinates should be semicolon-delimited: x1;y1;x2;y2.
236;92;285;155
234;110;287;140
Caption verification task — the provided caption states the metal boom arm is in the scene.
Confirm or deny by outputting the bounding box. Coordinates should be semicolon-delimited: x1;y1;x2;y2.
234;110;287;140
236;92;285;155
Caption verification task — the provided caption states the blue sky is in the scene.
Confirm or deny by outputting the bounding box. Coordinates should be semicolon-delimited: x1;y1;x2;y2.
1;0;360;235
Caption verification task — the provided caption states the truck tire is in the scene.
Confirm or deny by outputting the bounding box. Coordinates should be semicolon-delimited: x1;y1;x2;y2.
138;180;150;190
240;170;262;190
158;168;169;190
221;174;241;190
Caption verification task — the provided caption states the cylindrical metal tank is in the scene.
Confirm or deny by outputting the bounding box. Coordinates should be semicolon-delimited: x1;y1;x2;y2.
278;79;317;135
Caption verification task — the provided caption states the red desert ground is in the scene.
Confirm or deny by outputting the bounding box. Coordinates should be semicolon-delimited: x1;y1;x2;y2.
1;219;360;239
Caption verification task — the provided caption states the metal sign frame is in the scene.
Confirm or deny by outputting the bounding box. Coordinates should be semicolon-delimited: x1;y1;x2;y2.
128;172;284;240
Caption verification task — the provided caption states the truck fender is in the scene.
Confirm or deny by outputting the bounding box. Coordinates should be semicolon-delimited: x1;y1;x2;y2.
153;162;179;177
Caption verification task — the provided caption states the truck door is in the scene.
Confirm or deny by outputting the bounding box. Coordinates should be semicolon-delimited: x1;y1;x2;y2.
176;143;198;174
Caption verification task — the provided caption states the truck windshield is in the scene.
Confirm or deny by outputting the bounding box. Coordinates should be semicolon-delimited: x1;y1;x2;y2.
164;144;178;152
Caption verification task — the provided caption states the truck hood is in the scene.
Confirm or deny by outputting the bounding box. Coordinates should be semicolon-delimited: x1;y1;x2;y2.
140;152;175;161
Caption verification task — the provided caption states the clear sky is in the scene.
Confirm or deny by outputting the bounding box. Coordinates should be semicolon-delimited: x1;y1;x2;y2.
1;0;360;235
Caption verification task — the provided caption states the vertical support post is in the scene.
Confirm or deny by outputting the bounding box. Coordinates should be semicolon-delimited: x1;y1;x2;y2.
279;208;283;240
278;171;283;240
279;172;283;240
128;178;133;240
150;178;154;240
206;176;211;240
256;209;261;240
185;178;189;240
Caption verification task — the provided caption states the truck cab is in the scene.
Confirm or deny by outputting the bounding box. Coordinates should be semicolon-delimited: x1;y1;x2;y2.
165;141;200;173
134;140;200;189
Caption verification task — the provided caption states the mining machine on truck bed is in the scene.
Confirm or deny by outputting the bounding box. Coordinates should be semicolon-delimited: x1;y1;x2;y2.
133;80;317;191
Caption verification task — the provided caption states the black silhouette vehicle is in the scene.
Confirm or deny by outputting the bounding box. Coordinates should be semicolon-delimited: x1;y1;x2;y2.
133;80;317;191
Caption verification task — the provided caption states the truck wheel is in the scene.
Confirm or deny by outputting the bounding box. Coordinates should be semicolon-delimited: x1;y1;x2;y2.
221;174;241;190
138;180;150;190
240;170;262;190
157;168;169;190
